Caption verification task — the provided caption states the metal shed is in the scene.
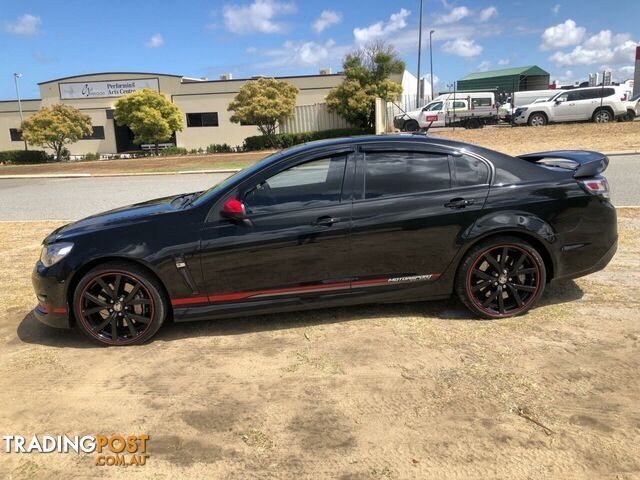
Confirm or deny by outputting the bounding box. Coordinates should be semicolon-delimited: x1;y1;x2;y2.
457;66;550;94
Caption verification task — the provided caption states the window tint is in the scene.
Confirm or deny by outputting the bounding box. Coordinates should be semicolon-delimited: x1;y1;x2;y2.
472;97;492;107
187;112;219;127
364;151;450;199
9;128;22;141
579;89;599;100
601;88;615;98
450;101;466;109
425;102;443;111
566;91;580;101
244;155;346;213
454;156;489;186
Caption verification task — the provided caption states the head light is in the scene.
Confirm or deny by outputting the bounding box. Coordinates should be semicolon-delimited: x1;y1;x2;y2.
40;242;74;267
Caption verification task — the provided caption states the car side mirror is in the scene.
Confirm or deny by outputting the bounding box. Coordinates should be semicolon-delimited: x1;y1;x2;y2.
555;97;566;104
221;198;252;226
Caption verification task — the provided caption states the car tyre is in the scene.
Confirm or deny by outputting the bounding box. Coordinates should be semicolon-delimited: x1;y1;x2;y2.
527;113;547;127
623;109;636;122
73;261;168;346
592;109;613;123
455;236;546;319
404;119;420;132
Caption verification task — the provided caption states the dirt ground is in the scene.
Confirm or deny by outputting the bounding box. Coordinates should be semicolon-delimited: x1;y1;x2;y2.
430;121;640;156
1;121;638;176
0;210;638;479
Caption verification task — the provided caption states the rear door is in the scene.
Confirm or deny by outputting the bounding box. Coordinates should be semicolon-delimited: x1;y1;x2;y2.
348;142;491;297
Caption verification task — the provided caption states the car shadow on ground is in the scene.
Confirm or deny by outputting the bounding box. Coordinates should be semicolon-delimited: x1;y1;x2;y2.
17;280;584;349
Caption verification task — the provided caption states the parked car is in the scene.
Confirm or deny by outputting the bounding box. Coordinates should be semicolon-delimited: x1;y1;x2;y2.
622;93;639;121
512;87;627;126
395;92;498;130
32;134;617;345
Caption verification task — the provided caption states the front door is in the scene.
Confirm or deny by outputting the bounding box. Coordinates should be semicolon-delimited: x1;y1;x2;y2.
348;143;490;297
199;149;354;308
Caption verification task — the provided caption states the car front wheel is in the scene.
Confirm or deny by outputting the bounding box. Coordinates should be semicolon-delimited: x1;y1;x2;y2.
404;119;420;132
455;236;546;319
527;113;547;127
73;261;167;346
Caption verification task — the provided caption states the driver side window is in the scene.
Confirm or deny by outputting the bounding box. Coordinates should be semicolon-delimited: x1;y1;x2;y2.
244;155;347;214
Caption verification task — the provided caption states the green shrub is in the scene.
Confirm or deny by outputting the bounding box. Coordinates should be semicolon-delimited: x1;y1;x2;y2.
206;143;233;153
83;152;100;161
159;146;188;156
242;128;372;151
0;150;50;164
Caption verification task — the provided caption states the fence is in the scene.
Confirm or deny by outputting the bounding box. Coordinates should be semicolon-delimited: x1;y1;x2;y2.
279;103;353;134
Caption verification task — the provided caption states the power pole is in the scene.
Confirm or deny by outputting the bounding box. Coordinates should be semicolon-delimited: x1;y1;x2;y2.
416;0;424;109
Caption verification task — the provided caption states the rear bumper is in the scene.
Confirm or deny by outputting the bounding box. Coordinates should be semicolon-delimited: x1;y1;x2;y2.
31;264;72;329
554;236;617;281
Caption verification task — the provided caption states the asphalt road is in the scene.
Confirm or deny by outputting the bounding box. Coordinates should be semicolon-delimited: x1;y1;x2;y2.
0;154;638;221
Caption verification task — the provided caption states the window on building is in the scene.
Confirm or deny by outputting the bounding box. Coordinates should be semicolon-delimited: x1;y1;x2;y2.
364;151;451;199
9;128;23;141
454;156;489;186
187;112;219;127
83;126;105;140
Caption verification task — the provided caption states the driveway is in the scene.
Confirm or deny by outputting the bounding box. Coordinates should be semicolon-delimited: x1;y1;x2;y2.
0;154;638;221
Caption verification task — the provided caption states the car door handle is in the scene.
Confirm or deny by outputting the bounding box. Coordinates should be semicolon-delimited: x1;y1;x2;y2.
444;198;476;209
312;216;337;226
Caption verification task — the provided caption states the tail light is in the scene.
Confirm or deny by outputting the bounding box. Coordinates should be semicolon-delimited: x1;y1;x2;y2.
579;177;610;199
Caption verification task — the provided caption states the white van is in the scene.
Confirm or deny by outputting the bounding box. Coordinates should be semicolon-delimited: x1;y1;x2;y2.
394;92;498;130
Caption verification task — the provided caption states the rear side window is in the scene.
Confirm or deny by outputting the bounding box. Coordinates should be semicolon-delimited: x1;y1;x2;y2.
472;97;492;107
579;89;599;100
364;151;451;199
454;156;489;186
601;88;616;98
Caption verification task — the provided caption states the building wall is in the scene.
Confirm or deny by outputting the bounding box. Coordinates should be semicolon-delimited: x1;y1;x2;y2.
0;72;350;154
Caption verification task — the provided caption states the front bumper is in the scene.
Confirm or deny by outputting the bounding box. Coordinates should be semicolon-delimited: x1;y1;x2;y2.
31;264;72;329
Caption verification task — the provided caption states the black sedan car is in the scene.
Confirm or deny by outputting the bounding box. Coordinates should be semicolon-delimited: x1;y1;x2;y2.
32;134;617;346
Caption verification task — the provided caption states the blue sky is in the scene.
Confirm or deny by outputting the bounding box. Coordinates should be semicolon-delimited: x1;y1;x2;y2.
1;0;638;99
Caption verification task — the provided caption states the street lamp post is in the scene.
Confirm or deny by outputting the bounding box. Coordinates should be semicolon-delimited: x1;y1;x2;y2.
13;73;27;151
429;30;435;100
416;0;424;109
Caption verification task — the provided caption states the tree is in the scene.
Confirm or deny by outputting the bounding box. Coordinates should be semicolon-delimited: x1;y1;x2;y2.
114;89;184;155
326;41;405;129
228;77;299;143
20;104;93;161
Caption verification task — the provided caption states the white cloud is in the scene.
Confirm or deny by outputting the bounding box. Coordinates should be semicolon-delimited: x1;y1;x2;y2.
442;37;483;58
145;33;164;48
312;10;341;34
3;14;41;36
478;6;498;23
551;4;561;14
223;0;296;35
497;58;511;66
477;60;491;71
250;38;350;69
436;6;471;24
540;19;585;50
549;31;638;67
353;8;410;45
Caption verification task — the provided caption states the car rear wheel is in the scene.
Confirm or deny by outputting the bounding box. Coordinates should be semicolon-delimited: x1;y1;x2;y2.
73;261;167;346
527;113;547;127
592;109;613;123
622;109;636;122
404;119;420;132
455;236;546;319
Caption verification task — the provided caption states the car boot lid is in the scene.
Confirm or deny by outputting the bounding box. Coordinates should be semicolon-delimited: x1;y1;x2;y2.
517;150;608;178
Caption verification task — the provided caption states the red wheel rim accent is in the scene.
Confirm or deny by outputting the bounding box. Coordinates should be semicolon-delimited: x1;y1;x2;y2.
77;271;155;345
466;244;541;318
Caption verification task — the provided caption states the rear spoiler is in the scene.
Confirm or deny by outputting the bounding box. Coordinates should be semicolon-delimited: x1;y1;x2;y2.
517;150;609;178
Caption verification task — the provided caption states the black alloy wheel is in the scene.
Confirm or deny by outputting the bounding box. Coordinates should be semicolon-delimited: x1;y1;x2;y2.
456;237;546;318
74;262;166;345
